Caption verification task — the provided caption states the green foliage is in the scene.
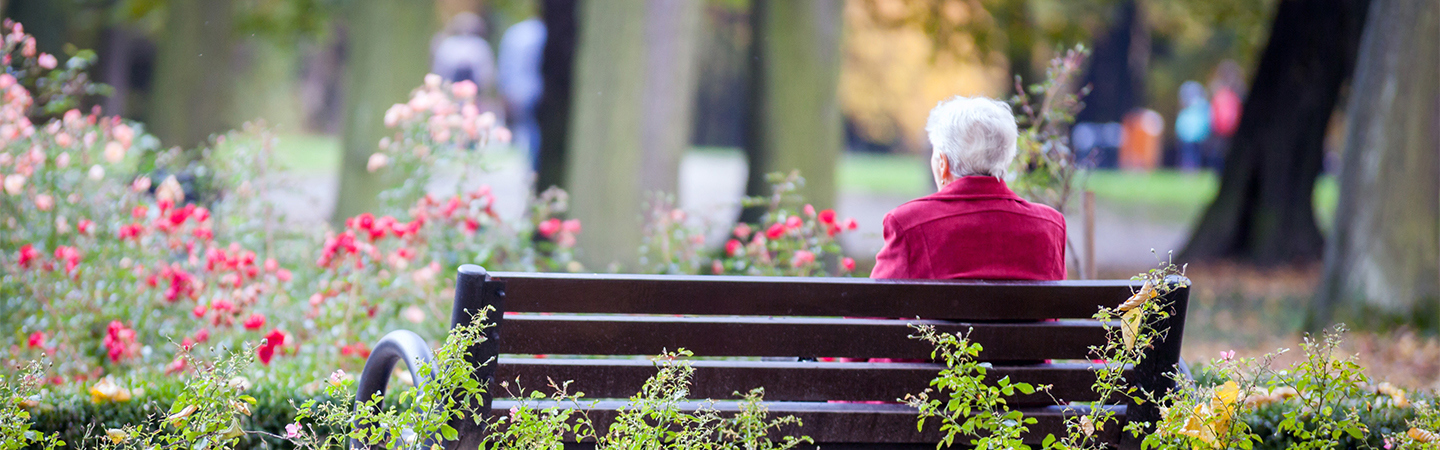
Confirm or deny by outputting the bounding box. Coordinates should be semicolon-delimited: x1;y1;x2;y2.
1;362;64;450
1007;44;1091;216
905;326;1038;449
292;309;492;449
487;349;813;450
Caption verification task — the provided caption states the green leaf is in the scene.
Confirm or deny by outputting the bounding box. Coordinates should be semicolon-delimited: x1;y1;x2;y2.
441;424;458;440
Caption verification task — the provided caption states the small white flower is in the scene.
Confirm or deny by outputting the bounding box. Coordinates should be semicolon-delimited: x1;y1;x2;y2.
366;153;389;173
88;164;104;180
3;174;23;195
402;305;425;323
492;127;512;144
103;141;125;163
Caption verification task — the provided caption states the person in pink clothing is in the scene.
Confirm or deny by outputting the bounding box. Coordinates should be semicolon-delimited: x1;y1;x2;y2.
872;96;1066;281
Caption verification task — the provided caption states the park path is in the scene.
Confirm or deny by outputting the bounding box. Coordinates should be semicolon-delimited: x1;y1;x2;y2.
266;151;1190;274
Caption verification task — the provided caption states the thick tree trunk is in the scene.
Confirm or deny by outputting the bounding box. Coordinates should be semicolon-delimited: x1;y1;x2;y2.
741;0;843;222
1075;0;1148;124
149;0;236;149
330;0;435;223
1313;0;1440;328
1180;0;1369;265
231;39;302;129
534;0;577;192
566;0;700;269
3;0;69;55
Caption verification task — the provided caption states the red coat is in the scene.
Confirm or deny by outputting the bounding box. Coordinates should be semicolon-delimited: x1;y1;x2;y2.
871;176;1066;280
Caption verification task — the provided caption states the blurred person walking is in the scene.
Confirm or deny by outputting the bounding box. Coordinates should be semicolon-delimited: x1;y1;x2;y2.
497;18;547;173
432;12;497;93
1175;81;1211;171
1207;61;1244;171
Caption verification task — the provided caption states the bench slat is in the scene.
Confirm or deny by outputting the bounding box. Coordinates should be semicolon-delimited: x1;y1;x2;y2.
492;272;1138;319
499;314;1109;361
488;400;1123;444
493;358;1118;405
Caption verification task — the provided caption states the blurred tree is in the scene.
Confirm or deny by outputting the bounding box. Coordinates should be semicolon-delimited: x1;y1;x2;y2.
331;0;436;223
1180;0;1369;265
2;0;70;55
741;0;843;222
1314;0;1439;328
1073;0;1146;124
855;0;1104;93
839;0;1006;153
149;0;237;149
534;0;576;192
691;1;750;149
566;0;701;268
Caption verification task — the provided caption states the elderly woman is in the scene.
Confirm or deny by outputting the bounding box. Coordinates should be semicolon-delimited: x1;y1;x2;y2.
871;96;1066;280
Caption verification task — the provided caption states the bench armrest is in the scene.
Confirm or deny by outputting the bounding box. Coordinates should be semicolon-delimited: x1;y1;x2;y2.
354;329;436;448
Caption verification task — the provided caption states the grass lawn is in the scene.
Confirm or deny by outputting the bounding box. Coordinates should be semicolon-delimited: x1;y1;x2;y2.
837;152;930;197
272;133;340;173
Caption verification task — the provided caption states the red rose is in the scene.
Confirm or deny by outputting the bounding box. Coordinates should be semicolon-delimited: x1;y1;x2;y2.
818;209;836;225
790;250;815;268
765;223;785;240
242;313;266;330
733;223;752;238
538;218;562;238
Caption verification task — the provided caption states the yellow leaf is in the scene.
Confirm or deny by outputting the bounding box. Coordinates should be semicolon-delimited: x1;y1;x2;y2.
105;429;128;444
166;404;198;423
89;376;132;404
1409;427;1438;443
1119;280;1158;312
1121;308;1144;351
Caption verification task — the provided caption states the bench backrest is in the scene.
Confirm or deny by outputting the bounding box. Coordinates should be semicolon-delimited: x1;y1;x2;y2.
447;266;1190;449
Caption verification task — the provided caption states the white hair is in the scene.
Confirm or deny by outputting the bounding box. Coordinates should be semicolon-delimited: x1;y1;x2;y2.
925;96;1018;178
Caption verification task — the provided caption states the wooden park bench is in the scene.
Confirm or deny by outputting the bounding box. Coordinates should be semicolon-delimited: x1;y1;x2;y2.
357;265;1190;450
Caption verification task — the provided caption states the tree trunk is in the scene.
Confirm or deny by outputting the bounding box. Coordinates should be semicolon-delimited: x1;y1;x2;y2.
534;0;577;192
330;0;435;223
1313;0;1440;329
566;0;700;269
1180;0;1369;266
741;0;843;222
1075;0;1148;124
149;0;236;149
3;0;69;55
230;38;302;130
